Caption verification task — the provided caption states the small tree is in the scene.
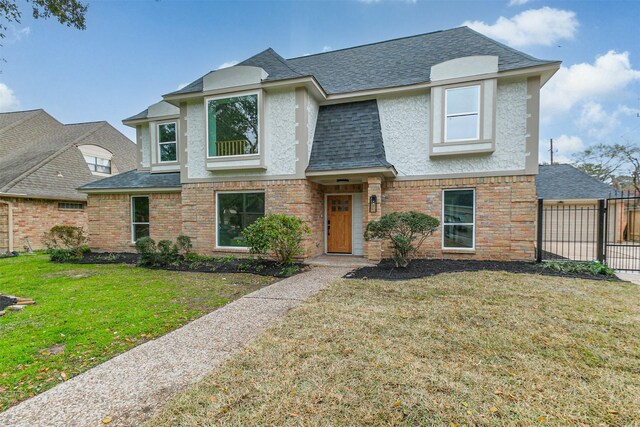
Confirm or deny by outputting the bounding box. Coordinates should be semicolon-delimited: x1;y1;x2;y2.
242;214;310;264
43;225;89;261
365;211;439;268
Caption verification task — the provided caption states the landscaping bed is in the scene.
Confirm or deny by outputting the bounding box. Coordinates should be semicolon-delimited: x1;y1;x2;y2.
71;252;306;278
346;259;620;281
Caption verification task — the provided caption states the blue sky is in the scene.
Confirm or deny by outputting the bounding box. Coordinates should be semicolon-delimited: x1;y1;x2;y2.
0;0;638;164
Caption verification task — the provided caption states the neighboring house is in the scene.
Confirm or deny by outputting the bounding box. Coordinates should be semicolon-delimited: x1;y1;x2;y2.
536;163;614;203
80;26;560;262
0;109;136;253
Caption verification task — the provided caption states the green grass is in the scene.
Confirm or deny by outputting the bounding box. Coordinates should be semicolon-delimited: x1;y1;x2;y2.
147;272;640;427
0;254;275;410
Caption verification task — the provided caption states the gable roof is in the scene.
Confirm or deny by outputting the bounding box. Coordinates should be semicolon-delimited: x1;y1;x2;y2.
0;110;136;199
307;100;393;173
79;169;181;191
536;164;615;200
165;26;556;99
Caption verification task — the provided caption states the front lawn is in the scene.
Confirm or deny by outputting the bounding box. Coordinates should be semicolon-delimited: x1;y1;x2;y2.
148;271;639;426
0;254;275;410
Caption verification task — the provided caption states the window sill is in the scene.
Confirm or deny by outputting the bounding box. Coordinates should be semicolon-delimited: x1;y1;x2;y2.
441;248;476;254
430;140;494;157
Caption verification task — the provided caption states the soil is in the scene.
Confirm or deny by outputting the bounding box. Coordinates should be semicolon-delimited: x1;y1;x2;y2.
345;259;620;281
72;252;306;278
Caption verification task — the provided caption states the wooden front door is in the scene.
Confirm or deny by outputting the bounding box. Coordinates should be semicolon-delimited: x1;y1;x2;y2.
327;195;352;254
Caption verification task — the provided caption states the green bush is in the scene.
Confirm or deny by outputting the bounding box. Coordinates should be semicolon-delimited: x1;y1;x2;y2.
43;225;89;261
242;214;310;264
365;211;440;268
135;235;192;267
542;260;615;276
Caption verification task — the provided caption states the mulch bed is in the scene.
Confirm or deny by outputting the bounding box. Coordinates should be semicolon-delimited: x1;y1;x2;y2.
72;252;306;278
345;259;620;281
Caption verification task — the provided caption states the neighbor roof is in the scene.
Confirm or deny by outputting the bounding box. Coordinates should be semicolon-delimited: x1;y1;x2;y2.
79;169;181;191
307;100;393;173
536;164;615;200
0;110;135;200
166;26;556;98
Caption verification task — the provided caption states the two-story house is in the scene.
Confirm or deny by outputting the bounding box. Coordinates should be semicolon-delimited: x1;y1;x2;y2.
79;27;559;262
0;109;136;253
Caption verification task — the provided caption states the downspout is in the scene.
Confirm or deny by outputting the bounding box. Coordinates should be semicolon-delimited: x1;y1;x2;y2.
0;199;14;253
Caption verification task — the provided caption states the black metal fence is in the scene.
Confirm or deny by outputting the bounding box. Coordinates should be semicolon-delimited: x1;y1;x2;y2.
537;194;640;271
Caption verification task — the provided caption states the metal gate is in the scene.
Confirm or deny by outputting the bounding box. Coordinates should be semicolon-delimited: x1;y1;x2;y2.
537;194;640;271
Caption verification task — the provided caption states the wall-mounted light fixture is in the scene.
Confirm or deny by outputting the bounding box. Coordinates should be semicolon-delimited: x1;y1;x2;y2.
369;195;378;213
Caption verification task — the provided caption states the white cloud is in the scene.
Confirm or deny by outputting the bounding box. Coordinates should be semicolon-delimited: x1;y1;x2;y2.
541;51;640;119
322;45;332;52
216;60;239;70
508;0;531;6
463;7;578;47
177;83;188;90
577;102;620;140
540;134;584;164
0;83;19;112
3;25;30;44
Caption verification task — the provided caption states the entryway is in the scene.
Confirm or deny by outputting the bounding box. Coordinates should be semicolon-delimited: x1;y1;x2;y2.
327;195;352;253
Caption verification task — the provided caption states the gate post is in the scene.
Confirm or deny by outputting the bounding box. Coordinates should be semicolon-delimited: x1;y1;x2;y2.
536;199;543;263
597;199;606;263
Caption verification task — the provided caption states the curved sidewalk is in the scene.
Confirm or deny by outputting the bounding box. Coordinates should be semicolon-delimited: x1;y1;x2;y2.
0;266;351;427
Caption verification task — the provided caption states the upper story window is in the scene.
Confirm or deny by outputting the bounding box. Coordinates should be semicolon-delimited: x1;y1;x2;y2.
84;155;111;174
444;85;480;142
206;93;258;157
158;122;178;162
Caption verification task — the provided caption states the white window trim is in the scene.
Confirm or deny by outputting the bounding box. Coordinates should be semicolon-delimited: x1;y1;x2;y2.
58;202;85;211
442;188;476;250
215;190;265;250
131;195;150;243
443;85;481;143
84;154;112;175
157;121;178;163
205;91;261;160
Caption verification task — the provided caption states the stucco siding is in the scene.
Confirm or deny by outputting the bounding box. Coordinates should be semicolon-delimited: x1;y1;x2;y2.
139;124;151;169
379;79;528;177
307;95;319;161
265;89;297;176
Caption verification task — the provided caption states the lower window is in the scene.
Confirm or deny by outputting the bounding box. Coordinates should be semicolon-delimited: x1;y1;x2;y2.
443;189;475;249
217;192;265;247
131;196;150;242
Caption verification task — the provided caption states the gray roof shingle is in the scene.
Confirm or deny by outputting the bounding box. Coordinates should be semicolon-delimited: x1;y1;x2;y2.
536;164;615;200
164;26;556;98
79;169;181;191
307;100;393;172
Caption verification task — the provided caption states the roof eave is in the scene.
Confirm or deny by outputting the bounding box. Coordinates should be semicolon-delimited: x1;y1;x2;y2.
79;186;182;194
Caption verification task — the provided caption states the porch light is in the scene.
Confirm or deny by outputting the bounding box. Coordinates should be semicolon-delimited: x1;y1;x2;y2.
369;195;378;213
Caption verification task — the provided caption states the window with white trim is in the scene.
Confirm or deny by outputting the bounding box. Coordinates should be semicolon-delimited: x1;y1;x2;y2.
131;196;150;242
217;192;265;247
158;122;178;162
84;155;111;174
443;189;475;249
444;85;480;142
207;93;259;157
58;202;85;210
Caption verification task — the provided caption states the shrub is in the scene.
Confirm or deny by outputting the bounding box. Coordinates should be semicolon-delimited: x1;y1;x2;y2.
135;235;192;267
365;211;439;268
242;214;310;264
542;260;615;276
43;225;89;261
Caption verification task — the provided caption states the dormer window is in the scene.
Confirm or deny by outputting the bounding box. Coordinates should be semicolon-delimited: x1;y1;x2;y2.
85;155;112;174
206;93;259;157
445;85;480;142
158;122;178;162
78;145;115;175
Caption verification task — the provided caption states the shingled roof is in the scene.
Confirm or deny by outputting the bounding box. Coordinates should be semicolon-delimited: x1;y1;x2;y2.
0;110;136;200
166;26;556;98
79;169;181;191
307;100;393;173
536;164;615;200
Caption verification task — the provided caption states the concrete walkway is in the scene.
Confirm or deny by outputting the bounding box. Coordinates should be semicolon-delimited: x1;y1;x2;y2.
0;266;352;427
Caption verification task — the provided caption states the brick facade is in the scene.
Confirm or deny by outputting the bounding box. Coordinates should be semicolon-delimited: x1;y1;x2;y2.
0;197;87;252
87;192;182;252
85;174;536;261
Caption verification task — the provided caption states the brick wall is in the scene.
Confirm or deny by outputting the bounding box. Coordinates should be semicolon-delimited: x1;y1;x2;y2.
380;175;537;261
87;192;182;252
182;180;325;258
0;197;87;251
0;202;8;253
